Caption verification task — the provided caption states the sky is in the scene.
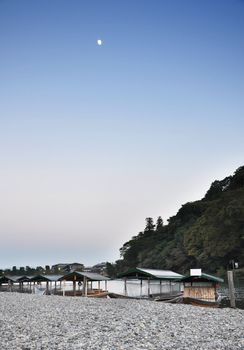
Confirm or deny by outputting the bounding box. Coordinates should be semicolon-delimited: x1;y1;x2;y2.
0;0;243;269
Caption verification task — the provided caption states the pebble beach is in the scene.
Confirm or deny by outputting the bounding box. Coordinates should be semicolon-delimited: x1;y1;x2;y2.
0;293;244;350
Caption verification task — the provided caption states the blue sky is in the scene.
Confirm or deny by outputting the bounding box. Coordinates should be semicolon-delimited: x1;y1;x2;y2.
0;0;243;268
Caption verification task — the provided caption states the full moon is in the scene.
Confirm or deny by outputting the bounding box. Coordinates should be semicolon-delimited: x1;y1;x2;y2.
97;39;103;46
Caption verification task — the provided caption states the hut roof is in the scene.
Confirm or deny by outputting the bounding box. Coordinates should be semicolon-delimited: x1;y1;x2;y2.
181;272;224;283
0;275;16;283
118;267;184;280
30;274;63;282
0;275;35;283
17;275;34;282
58;271;110;282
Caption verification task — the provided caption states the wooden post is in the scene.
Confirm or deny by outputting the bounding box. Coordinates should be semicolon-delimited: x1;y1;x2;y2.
83;276;87;296
82;277;85;296
73;275;76;296
124;278;127;296
227;270;236;308
105;280;107;292
63;280;66;296
85;277;88;296
148;278;150;297
160;280;162;295
169;280;172;295
98;281;100;294
140;279;143;298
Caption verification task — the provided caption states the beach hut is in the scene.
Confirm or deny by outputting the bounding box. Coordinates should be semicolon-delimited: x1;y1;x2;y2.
13;275;33;292
181;269;224;306
0;275;15;291
118;267;184;298
0;275;29;292
29;274;63;294
58;271;110;297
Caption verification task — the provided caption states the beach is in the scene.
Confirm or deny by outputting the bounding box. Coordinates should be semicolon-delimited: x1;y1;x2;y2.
0;293;243;350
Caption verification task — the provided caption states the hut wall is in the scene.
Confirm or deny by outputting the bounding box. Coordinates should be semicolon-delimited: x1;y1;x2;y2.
184;286;215;301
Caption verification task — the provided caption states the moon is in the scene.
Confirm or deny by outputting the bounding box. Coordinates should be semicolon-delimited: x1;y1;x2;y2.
97;39;103;46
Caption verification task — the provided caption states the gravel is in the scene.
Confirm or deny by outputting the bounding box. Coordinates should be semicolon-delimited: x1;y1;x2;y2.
0;293;243;350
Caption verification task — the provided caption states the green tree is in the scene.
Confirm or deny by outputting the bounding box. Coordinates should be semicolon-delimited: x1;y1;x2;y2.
105;262;116;278
116;165;244;275
156;216;164;231
144;217;155;232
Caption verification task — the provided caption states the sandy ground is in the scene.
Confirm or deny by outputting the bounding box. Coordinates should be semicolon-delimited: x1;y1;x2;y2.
0;293;244;350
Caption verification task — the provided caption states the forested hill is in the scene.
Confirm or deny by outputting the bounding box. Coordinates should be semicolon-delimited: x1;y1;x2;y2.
108;166;244;276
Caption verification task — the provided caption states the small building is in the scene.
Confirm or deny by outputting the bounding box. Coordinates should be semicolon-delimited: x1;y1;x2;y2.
118;267;184;297
58;271;110;297
181;269;224;302
51;263;84;273
0;275;33;293
0;275;17;289
91;262;107;275
29;274;63;294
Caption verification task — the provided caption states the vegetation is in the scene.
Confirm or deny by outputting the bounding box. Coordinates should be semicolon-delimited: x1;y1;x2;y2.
0;263;85;276
108;166;244;276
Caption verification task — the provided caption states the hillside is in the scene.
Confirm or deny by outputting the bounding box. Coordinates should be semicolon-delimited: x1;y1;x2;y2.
109;166;244;276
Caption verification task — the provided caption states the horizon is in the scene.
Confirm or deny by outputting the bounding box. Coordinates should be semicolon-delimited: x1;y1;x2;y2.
1;0;243;268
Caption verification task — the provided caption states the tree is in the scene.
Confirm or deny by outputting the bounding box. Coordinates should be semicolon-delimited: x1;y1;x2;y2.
144;217;155;232
156;216;164;231
116;165;244;274
19;267;25;274
105;262;116;278
36;266;44;273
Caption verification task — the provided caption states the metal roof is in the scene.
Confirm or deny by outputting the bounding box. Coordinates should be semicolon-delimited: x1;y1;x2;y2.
0;275;35;283
17;275;34;282
181;272;224;283
6;275;21;282
0;275;15;283
59;271;110;281
0;275;26;283
0;271;109;283
30;274;63;282
118;267;184;280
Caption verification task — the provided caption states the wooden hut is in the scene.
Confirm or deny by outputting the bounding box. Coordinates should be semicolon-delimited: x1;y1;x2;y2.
58;271;110;297
0;275;15;292
181;269;224;306
29;274;63;294
0;275;26;291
